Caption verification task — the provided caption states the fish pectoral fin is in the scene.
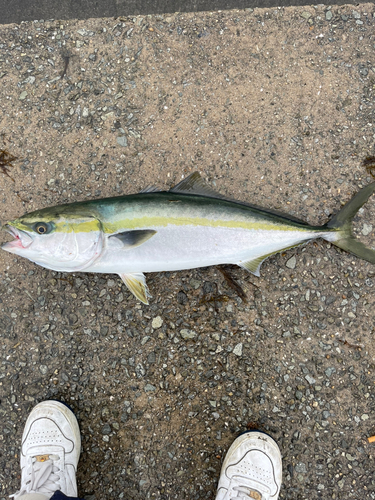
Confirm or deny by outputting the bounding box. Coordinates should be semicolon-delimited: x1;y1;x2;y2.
119;272;151;304
109;229;156;249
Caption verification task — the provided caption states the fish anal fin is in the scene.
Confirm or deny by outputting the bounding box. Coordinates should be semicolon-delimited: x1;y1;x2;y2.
238;257;266;277
238;243;304;277
119;272;151;304
170;172;226;199
109;229;156;249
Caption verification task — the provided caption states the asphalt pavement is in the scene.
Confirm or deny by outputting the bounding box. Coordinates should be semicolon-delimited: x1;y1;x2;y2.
0;0;370;24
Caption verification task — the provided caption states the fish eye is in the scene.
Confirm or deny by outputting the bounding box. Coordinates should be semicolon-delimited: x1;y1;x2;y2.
34;222;50;235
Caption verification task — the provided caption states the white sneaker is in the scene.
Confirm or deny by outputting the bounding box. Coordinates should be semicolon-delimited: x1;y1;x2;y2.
215;431;282;500
10;400;81;500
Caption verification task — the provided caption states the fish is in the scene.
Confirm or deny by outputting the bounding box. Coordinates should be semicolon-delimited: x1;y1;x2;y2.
2;172;375;304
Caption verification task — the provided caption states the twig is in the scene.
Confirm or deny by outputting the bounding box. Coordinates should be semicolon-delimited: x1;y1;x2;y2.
0;149;17;181
60;54;70;78
216;265;248;303
336;338;363;350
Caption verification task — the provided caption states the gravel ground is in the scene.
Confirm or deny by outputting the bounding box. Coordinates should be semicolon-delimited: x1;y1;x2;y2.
1;4;375;499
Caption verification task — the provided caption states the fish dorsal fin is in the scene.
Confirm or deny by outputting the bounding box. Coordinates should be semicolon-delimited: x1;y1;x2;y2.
170;172;309;225
139;186;162;193
119;272;151;304
170;172;226;199
109;229;156;249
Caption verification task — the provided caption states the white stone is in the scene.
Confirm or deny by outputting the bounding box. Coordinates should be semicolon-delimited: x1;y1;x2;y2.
233;343;243;356
362;223;372;236
180;329;197;339
152;316;163;329
286;256;296;269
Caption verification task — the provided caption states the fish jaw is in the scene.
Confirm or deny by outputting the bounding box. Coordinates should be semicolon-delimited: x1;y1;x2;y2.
1;224;33;254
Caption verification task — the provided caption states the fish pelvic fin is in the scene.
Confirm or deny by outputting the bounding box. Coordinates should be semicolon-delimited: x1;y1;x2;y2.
119;272;151;304
325;181;375;263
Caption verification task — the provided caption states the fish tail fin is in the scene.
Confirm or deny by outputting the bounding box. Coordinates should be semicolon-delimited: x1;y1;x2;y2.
325;181;375;263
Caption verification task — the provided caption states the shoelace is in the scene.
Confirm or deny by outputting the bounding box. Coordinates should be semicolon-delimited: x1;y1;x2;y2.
10;455;62;499
231;485;264;500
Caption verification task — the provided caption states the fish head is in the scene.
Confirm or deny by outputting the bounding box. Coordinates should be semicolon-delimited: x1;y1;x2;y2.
2;207;104;272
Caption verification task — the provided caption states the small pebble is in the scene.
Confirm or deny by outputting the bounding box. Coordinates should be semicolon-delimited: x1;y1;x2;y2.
233;343;243;356
325;11;333;21
39;365;48;375
325;367;336;377
77;28;95;36
362;223;372;236
180;329;197;339
190;278;201;290
152;316;163;329
177;291;188;305
295;463;307;473
116;136;128;147
144;383;156;392
101;423;112;435
286;256;296;269
305;375;316;385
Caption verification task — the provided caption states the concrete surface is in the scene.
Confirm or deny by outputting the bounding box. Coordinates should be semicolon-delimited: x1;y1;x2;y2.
0;4;375;499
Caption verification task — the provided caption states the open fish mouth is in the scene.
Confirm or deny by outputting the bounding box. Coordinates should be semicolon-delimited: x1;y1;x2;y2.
1;224;33;251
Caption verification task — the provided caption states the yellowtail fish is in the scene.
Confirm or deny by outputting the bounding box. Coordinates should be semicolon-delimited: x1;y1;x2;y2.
2;172;375;304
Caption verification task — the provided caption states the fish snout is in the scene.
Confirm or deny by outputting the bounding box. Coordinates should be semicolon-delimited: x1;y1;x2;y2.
1;224;33;251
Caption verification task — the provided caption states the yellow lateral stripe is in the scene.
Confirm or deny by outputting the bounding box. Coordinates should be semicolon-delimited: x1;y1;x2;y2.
100;216;307;234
